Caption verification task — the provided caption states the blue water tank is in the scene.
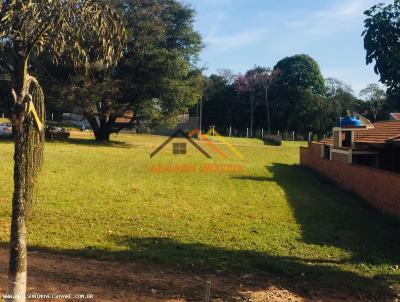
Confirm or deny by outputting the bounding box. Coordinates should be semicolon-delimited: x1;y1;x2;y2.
337;116;363;127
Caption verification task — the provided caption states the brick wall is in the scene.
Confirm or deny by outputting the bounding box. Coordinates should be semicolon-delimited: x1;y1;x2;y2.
300;142;400;217
333;131;340;148
331;151;349;163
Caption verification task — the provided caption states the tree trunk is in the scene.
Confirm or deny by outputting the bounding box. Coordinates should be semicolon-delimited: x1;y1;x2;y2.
8;122;28;302
86;113;116;142
7;52;45;302
8;54;29;302
94;129;111;141
265;86;271;136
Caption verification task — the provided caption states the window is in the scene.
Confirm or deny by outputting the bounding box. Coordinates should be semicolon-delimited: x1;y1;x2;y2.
342;131;352;148
173;143;186;155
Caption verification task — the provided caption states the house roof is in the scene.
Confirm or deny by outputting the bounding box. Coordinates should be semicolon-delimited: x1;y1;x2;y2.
321;120;400;145
355;121;400;144
390;113;400;120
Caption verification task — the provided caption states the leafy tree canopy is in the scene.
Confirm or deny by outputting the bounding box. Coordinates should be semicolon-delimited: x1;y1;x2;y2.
273;54;325;95
363;1;400;94
0;0;126;72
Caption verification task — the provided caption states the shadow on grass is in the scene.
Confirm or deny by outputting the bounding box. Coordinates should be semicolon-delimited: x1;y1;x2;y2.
0;136;133;148
1;163;399;300
0;236;394;301
0;137;13;143
46;137;134;149
232;163;400;298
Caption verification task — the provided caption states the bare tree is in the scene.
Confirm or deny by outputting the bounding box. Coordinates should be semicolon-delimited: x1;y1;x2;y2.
359;83;387;121
235;67;278;138
0;1;126;300
258;69;279;135
217;68;235;85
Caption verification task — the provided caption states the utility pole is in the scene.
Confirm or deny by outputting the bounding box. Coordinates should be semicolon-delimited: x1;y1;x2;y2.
250;96;254;138
265;84;270;135
199;95;203;136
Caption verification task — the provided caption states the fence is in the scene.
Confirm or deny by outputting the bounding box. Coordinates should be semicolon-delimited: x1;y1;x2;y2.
208;126;318;141
0;113;326;142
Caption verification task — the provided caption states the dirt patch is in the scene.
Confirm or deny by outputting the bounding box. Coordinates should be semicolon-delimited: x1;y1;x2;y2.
0;249;386;302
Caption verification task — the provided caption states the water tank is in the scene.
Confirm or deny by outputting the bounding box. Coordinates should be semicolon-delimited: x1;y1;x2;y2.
337;116;363;127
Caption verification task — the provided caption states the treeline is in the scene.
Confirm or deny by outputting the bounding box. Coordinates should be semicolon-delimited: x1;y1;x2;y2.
200;54;396;139
1;0;400;141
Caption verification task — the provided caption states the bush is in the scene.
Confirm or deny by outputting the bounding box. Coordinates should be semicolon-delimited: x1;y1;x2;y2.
263;135;282;146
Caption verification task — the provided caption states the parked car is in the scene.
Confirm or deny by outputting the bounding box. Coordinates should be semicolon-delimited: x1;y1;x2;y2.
0;123;12;137
45;126;70;140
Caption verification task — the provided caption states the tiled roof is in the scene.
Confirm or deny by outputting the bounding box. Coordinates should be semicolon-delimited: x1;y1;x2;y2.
320;120;400;145
355;121;400;144
390;113;400;120
390;135;400;143
320;138;333;145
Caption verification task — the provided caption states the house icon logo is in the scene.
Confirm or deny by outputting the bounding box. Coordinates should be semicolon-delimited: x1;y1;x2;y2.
150;129;212;159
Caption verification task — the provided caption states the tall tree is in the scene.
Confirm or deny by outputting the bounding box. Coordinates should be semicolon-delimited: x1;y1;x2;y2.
363;1;400;96
359;83;387;121
202;74;238;133
217;68;235;85
235;72;257;137
0;1;126;300
36;0;203;141
325;78;360;116
273;54;325;132
256;68;279;135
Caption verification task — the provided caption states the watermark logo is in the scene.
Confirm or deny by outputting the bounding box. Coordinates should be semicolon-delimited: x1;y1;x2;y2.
150;129;211;159
149;128;244;173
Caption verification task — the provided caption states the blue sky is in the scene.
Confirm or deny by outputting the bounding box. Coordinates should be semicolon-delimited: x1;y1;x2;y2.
186;0;391;94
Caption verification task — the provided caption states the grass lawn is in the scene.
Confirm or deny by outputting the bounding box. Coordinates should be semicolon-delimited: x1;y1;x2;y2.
0;132;399;298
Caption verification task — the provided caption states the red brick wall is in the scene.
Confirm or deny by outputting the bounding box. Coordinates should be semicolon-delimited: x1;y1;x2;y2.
333;131;340;148
300;142;400;217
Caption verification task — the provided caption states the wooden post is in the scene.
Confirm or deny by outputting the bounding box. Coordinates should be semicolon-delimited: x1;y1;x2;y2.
205;281;211;302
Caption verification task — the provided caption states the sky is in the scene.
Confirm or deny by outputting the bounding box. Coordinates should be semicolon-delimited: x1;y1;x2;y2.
186;0;392;94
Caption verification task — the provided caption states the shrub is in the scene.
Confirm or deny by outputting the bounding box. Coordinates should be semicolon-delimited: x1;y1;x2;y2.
263;135;282;146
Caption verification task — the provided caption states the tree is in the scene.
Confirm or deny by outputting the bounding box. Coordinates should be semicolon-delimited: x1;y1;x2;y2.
34;0;203;141
0;1;126;300
325;78;360;116
363;1;400;95
273;54;325;132
202;74;238;133
235;72;257;137
256;68;279;135
274;54;325;95
359;83;387;121
217;68;235;85
113;0;203;137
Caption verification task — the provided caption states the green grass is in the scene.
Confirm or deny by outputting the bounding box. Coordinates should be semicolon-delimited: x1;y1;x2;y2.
0;133;399;298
